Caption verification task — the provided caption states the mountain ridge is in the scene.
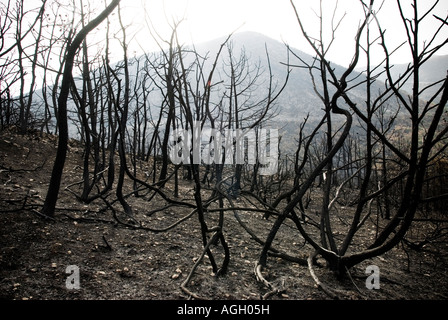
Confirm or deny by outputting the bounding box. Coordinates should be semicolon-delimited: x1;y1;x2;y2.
31;31;447;150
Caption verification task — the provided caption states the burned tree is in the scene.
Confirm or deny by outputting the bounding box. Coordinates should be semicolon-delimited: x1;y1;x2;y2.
254;0;448;297
41;0;121;217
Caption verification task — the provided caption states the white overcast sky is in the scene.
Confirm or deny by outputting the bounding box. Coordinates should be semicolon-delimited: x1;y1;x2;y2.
15;0;448;68
118;0;448;68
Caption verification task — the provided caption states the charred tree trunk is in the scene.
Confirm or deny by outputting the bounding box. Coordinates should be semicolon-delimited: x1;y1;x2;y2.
41;0;120;217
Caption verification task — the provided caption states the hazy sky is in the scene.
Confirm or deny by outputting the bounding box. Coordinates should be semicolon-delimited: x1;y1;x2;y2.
15;0;448;69
121;0;448;68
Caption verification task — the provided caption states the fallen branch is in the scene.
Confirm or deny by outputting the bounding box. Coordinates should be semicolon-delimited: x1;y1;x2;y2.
31;208;56;221
95;192;199;233
254;263;286;300
307;251;339;300
262;278;286;300
254;263;273;290
344;266;363;296
0;160;47;173
102;235;113;251
181;230;221;300
217;177;307;265
63;166;110;191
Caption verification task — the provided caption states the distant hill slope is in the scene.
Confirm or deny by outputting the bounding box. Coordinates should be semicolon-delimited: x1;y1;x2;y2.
377;54;448;101
189;32;380;145
191;32;389;150
192;31;372;121
35;31;368;143
32;31;446;152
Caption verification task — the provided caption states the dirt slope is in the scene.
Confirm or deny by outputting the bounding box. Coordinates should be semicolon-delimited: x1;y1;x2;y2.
1;128;447;300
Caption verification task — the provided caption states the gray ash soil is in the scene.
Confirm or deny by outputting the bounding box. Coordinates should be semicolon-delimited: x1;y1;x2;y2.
1;128;447;300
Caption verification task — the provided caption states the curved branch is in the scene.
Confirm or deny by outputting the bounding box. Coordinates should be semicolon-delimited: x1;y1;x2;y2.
307;251;339;299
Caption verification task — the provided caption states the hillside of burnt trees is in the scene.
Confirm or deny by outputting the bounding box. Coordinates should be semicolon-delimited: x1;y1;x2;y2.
1;0;448;300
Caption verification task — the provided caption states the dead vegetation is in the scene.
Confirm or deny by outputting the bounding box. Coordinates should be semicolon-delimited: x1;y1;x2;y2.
1;128;447;300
